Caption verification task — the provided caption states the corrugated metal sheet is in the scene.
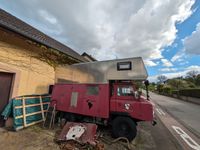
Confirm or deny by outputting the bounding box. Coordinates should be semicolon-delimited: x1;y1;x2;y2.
70;57;148;83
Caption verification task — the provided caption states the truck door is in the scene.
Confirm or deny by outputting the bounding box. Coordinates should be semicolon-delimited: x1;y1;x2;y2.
83;85;100;117
115;85;135;112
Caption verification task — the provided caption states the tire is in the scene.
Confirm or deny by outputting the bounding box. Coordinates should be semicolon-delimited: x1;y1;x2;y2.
112;116;137;141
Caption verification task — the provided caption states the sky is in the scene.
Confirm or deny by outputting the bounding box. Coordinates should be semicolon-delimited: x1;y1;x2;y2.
0;0;199;82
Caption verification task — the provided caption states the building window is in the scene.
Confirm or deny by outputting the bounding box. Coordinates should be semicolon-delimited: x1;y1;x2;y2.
117;86;134;96
117;61;132;71
87;86;99;95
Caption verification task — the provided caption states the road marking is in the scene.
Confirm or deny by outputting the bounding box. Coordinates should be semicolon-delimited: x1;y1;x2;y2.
172;126;200;150
156;108;166;116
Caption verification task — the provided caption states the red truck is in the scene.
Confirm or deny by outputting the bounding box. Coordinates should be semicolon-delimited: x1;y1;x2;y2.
51;57;155;141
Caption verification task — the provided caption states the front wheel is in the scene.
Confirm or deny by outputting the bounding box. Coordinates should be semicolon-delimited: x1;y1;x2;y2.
112;116;137;141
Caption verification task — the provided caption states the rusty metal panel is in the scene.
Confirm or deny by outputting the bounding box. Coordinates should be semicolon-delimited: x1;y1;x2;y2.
71;57;148;83
58;122;98;145
52;84;110;119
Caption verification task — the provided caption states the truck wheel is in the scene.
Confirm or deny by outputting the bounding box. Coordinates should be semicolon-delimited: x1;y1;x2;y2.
112;116;137;141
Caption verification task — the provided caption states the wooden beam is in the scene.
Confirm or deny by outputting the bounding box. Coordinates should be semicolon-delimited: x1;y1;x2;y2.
40;96;45;121
15;110;48;119
22;96;26;127
15;95;51;100
15;102;49;109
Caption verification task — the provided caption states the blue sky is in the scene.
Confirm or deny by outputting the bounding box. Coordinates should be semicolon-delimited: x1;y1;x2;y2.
0;0;199;82
147;0;200;81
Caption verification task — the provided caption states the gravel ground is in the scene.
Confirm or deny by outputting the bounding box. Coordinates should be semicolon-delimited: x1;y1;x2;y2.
0;119;178;150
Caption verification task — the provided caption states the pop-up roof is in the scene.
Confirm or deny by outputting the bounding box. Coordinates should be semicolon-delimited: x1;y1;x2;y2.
71;57;148;83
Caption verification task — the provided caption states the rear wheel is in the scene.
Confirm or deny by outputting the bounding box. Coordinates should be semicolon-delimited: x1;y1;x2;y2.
112;116;137;141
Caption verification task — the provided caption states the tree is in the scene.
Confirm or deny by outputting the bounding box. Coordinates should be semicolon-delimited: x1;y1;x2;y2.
157;75;167;84
186;70;199;85
186;70;199;79
157;84;164;93
167;78;195;89
167;78;185;90
195;74;200;86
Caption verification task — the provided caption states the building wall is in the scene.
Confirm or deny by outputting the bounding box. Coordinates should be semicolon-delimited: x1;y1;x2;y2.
0;27;87;100
55;65;94;83
0;40;55;97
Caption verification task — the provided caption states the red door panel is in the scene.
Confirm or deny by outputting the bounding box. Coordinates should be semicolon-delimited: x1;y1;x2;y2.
51;84;73;111
83;85;100;117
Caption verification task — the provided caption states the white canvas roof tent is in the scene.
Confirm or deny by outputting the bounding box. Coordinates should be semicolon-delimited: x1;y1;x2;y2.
71;57;148;83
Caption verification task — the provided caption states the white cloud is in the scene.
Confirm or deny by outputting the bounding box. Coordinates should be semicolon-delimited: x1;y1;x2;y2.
183;22;200;55
148;65;200;82
179;61;189;65
186;65;200;71
38;10;57;24
159;68;177;72
148;72;184;82
0;0;195;61
144;60;158;67
171;50;185;62
161;59;173;67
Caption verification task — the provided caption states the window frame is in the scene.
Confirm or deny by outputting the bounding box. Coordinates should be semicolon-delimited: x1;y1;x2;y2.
117;86;134;97
117;61;132;71
86;85;99;96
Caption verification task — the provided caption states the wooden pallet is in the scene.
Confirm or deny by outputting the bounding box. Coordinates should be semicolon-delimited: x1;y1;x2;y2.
14;95;50;130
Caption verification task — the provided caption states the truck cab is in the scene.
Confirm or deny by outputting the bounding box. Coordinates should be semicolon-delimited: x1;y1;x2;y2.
110;82;153;121
108;81;154;140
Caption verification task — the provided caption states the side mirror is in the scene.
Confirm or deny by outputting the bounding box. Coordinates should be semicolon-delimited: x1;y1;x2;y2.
144;80;149;86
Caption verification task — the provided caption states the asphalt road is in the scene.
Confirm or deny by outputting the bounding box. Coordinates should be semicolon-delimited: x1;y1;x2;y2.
150;92;200;137
137;117;180;150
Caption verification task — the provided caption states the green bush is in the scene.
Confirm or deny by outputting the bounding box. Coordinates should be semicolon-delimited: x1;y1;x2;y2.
163;87;172;95
157;84;164;93
179;88;200;98
171;90;179;95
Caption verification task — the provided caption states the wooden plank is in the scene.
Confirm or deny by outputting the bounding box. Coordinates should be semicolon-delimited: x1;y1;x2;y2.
16;120;43;130
39;96;45;121
15;102;50;109
25;110;48;117
15;95;51;100
22;96;26;127
15;110;48;119
26;119;43;127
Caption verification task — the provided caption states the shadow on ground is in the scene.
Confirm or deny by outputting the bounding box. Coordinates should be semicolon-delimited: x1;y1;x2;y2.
0;119;178;150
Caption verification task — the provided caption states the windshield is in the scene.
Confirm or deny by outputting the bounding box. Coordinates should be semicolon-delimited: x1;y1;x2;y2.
117;86;134;96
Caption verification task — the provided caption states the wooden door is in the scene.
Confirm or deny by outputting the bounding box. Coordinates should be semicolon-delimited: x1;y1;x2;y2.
0;72;13;113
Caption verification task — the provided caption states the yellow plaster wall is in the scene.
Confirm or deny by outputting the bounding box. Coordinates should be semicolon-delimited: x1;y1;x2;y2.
0;41;55;97
55;65;95;83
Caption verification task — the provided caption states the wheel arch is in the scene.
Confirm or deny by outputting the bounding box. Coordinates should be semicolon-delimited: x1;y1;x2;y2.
110;111;140;124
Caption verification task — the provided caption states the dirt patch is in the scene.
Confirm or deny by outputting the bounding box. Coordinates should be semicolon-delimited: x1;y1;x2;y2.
0;126;59;150
0;122;156;150
97;123;156;150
